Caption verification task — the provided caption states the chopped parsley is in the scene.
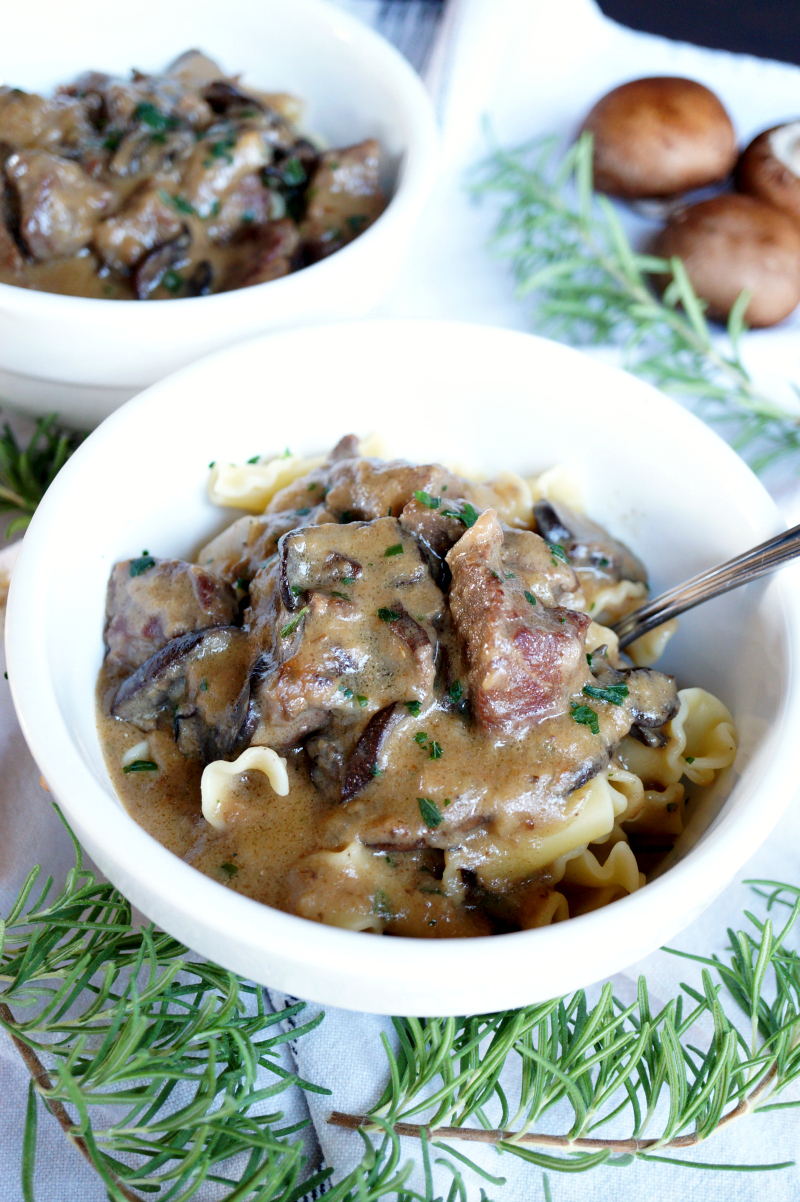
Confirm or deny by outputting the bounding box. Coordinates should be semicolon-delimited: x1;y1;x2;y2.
123;760;158;774
220;862;239;878
339;686;354;700
547;542;570;565
200;678;208;692
524;591;537;607
157;189;196;216
491;570;501;581
685;756;696;764
162;269;184;294
103;129;123;150
205;134;236;165
356;695;368;708
405;700;422;717
583;683;629;707
280;605;309;638
599;556;610;568
372;888;394;919
282;156;307;187
377;607;401;622
447;681;463;705
331;591;351;602
428;740;443;761
247;454;261;464
442;501;480;528
371;765;384;778
417;797;443;829
505;571;515;579
586;652;593;667
134;102;179;131
342;575;357;586
290;584;304;596
414;732;429;746
413;489;440;510
129;555;155;577
384;543;404;557
570;703;600;735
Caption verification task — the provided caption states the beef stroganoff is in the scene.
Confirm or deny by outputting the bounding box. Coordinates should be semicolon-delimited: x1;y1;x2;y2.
97;437;737;938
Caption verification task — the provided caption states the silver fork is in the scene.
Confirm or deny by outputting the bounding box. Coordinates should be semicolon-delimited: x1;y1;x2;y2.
612;523;800;648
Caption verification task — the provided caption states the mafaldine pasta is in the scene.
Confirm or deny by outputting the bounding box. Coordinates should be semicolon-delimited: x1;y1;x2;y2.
96;436;737;938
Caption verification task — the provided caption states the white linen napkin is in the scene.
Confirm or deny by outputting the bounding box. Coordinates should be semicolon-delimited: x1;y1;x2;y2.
6;1;800;1198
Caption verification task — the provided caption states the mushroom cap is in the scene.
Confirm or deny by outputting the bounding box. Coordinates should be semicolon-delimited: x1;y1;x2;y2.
654;193;800;327
581;76;737;199
736;122;800;222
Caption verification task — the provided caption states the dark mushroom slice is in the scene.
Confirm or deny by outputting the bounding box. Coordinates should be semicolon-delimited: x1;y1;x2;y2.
533;499;647;585
341;702;404;801
112;626;256;761
133;228;192;299
580;76;737;199
202;80;265;115
654;194;800;327
186;259;213;296
104;557;238;677
736;122;800;223
588;644;679;728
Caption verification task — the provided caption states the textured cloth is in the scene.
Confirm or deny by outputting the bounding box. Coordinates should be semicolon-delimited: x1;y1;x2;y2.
5;0;800;1198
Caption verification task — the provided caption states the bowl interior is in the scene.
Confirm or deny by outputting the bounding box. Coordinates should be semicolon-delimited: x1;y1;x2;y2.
9;320;799;1015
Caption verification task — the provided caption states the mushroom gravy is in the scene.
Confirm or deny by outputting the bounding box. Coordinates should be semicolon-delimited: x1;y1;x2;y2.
97;437;736;938
0;52;386;299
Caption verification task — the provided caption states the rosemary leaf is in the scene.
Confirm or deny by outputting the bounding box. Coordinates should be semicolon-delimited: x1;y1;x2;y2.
0;413;83;535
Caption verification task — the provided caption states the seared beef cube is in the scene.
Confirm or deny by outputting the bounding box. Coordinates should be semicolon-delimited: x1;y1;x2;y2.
300;140;386;261
446;511;591;735
6;150;111;258
93;184;183;271
104;557;238;676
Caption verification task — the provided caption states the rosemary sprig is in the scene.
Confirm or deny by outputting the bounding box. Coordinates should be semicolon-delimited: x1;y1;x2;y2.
0;412;83;536
329;880;800;1178
0;815;331;1202
5;819;800;1198
473;133;800;474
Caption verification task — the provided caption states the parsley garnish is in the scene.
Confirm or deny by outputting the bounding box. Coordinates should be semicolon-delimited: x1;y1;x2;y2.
282;156;306;187
685;756;696;764
331;591;351;602
339;686;354;700
548;542;570;564
134;102;179;132
356;695;368;708
428;740;443;760
371;765;384;778
378;607;401;622
129;555;155;577
571;703;600;735
586;652;593;667
220;862;238;879
417;797;443;829
280;606;309;638
200;679;208;692
342;575;356;586
122;760;158;774
405;700;421;717
583;683;628;707
443;501;481;528
162;269;184;294
413;490;440;510
414;732;429;746
447;681;463;705
524;591;537;607
491;570;501;580
384;544;403;557
247;454;260;464
206;134;236;165
372;888;394;919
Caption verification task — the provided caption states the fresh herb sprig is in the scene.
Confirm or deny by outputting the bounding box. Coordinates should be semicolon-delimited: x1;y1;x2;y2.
473;132;800;473
0;413;83;536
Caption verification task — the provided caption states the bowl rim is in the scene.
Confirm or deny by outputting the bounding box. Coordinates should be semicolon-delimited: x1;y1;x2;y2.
0;0;439;317
8;317;800;1013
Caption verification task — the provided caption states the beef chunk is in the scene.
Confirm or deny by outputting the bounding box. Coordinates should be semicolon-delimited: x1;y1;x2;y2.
0;88;95;154
197;508;325;585
112;626;255;761
446;511;591;735
180;127;272;218
300;139;386;261
104;557;238;676
93;184;183;271
6;150;111;258
246;518;443;771
221;219;299;290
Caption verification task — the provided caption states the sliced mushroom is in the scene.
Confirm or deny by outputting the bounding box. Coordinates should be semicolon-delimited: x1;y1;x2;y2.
580;76;737;199
589;645;678;728
112;626;255;761
654;194;800;327
341;702;404;801
533;499;646;584
133;228;192;299
736;122;800;223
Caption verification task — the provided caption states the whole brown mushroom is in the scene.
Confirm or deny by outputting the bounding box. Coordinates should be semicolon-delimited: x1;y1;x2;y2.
654;194;800;327
581;77;737;199
737;122;800;222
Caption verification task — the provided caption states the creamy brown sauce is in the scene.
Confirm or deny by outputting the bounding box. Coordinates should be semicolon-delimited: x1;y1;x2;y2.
96;438;723;938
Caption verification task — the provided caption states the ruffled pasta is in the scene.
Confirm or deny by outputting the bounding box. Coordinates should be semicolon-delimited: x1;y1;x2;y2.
526;464;584;511
618;687;737;788
208;451;325;512
201;746;289;830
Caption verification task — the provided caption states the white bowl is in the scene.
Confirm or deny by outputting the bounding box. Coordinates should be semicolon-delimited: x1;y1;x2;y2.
0;0;438;426
8;319;800;1016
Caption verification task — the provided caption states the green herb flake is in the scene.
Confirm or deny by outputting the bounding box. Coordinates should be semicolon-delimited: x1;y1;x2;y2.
342;575;356;586
417;797;443;829
282;156;306;187
371;765;384;778
280;605;309;638
447;681;463;705
247;454;260;464
377;607;401;622
384;543;404;557
685;756;696;764
570;703;600;735
331;591;351;602
122;760;158;774
134;102;179;131
547;542;570;564
443;797;452;807
428;740;443;761
599;556;610;567
162;269;184;294
414;732;429;746
339;686;354;700
524;591;537;607
405;700;421;717
356;695;368;708
413;489;440;511
200;678;208;692
372;888;394;918
129;555;156;577
290;584;304;596
220;862;239;879
586;652;593;667
491;570;501;580
583;683;629;707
